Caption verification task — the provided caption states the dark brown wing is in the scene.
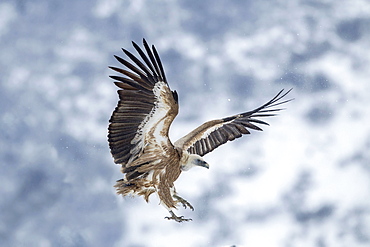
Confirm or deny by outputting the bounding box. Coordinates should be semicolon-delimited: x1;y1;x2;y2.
108;39;178;167
174;89;292;156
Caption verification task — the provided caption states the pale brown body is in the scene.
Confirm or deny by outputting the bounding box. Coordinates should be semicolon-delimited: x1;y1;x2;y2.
114;147;182;209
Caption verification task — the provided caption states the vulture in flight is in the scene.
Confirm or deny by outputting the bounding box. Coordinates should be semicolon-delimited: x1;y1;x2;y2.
108;39;292;222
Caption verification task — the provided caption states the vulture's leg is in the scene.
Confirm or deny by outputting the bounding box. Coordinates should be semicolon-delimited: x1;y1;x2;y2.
165;210;192;222
173;194;194;211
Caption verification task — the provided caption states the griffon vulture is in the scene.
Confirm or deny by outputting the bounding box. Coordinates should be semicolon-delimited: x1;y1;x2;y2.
108;39;292;222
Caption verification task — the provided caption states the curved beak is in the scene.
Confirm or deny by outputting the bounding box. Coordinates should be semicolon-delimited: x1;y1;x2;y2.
199;160;209;169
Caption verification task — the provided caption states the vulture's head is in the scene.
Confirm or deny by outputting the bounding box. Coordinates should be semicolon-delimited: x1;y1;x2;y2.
181;153;209;171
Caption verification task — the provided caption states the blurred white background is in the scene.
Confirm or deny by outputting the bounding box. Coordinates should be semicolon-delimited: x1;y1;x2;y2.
1;0;370;246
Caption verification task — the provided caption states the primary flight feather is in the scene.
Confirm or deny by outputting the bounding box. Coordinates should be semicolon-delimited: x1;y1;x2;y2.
108;39;292;222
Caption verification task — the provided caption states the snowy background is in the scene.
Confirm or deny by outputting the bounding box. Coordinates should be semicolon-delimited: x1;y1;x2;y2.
1;0;370;246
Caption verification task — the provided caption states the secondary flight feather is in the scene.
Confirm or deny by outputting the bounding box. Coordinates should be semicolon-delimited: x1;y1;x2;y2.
108;39;292;222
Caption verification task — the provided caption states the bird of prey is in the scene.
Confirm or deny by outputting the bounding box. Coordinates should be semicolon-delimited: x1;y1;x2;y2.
108;39;292;222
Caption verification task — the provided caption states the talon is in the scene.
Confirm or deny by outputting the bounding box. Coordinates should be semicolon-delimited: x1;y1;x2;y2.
165;210;192;223
173;195;194;211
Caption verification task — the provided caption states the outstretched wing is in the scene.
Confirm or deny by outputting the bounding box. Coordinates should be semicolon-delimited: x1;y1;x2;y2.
108;39;179;167
174;89;292;156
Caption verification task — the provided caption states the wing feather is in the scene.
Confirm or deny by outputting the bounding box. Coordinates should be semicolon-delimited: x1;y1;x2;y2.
121;48;155;79
174;89;293;156
132;41;159;81
143;40;165;82
108;39;178;169
152;44;168;83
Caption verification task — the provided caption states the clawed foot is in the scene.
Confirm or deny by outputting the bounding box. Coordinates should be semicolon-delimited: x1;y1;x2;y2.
165;210;192;223
173;195;194;211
